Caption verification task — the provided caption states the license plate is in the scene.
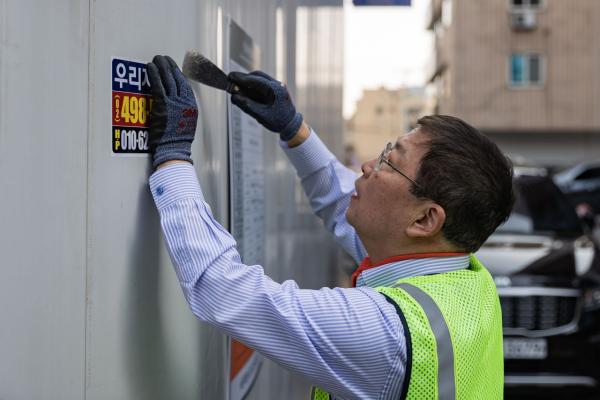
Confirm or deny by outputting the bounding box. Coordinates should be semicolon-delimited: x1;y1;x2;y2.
504;338;547;359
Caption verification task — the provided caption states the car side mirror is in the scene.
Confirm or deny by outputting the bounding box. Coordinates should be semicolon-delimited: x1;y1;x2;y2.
576;203;596;231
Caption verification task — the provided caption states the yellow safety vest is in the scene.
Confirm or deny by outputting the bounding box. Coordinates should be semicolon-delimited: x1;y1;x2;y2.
311;255;504;399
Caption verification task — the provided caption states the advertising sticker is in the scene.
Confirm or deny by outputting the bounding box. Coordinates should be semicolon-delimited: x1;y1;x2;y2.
111;57;152;155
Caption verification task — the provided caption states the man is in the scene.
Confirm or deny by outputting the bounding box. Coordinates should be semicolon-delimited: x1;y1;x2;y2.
146;55;514;399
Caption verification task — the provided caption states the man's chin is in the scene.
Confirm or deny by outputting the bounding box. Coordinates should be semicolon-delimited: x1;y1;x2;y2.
346;206;356;228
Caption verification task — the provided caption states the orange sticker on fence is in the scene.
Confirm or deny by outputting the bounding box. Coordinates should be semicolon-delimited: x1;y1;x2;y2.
230;339;255;380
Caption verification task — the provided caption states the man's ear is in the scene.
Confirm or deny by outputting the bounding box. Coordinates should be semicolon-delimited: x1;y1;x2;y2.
405;203;446;238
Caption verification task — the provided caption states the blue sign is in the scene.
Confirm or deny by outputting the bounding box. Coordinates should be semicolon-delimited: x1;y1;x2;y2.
111;58;151;94
353;0;411;5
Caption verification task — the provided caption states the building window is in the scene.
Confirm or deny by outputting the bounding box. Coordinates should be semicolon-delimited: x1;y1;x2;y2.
576;168;600;181
509;53;544;87
511;0;542;9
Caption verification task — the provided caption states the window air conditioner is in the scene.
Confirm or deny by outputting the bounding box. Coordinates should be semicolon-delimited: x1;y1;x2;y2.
511;10;537;31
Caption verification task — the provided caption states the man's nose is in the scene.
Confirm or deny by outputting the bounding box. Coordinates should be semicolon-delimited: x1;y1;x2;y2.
361;159;376;177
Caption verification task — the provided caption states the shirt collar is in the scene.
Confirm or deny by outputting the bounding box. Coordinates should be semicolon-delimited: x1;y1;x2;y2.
352;252;470;288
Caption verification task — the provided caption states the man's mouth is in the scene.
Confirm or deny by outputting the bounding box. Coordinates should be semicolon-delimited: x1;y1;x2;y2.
352;182;360;199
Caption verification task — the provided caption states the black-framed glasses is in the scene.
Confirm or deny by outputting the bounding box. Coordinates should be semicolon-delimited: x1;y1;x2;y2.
374;142;421;190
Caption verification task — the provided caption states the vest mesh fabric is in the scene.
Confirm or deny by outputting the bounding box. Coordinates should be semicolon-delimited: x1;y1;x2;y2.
311;255;503;400
379;284;438;399
377;255;503;399
310;386;331;400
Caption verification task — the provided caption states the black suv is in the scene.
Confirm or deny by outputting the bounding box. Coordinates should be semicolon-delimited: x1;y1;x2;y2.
476;169;600;399
554;162;600;216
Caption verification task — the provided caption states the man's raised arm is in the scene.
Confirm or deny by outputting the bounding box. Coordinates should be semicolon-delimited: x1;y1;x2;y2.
228;71;367;263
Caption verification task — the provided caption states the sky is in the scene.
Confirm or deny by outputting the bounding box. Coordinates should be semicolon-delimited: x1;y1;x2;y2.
343;0;433;118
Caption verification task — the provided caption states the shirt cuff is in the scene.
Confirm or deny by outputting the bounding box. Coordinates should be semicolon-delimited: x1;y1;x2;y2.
149;163;204;210
280;129;336;179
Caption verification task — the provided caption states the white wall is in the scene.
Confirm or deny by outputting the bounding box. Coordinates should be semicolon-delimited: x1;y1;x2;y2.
0;0;344;399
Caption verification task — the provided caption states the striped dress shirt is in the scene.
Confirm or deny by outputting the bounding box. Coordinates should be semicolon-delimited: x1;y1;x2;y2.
149;130;469;399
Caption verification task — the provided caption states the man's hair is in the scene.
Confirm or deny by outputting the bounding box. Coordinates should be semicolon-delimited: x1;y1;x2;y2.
412;115;515;253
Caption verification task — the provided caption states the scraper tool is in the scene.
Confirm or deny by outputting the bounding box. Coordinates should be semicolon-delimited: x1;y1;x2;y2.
182;51;240;94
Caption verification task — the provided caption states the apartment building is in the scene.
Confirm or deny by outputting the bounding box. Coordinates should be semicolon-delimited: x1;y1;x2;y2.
346;87;432;163
428;0;600;166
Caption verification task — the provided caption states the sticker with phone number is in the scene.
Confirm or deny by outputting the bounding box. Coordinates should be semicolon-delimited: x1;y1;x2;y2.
111;57;153;154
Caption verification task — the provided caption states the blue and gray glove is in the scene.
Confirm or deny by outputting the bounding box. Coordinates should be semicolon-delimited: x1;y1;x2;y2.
228;71;303;141
147;55;198;168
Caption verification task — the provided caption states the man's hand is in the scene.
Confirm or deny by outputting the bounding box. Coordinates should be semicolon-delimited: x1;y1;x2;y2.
228;71;303;141
147;55;198;169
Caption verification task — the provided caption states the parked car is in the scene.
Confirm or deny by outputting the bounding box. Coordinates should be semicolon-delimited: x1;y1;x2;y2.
554;162;600;217
476;169;600;399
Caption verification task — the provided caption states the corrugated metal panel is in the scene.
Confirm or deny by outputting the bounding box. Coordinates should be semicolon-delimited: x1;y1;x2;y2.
0;0;344;399
0;1;89;399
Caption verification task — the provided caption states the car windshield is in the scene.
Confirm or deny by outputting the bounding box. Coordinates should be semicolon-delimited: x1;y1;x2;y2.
496;175;583;236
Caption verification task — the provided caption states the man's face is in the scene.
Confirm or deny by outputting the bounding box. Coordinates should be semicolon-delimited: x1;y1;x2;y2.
347;128;430;243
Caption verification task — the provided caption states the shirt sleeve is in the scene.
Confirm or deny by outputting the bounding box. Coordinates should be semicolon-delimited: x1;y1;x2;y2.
149;163;407;399
280;130;367;263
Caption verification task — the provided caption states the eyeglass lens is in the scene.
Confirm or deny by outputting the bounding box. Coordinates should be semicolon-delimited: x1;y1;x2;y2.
375;143;392;172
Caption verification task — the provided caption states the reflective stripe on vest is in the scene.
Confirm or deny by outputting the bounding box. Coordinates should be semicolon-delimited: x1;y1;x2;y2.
394;283;456;400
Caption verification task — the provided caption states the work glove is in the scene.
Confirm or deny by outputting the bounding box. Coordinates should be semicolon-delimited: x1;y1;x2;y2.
228;71;303;141
146;55;198;169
